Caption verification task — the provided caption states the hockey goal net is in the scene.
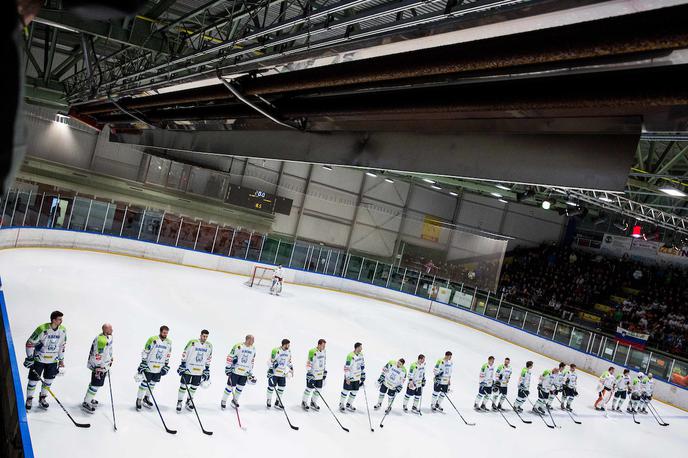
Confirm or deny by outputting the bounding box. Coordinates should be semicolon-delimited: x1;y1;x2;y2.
245;265;276;288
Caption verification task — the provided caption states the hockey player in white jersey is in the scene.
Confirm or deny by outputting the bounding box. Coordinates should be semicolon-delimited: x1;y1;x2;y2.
474;355;495;411
176;330;213;412
611;368;631;412
270;265;284;295
403;354;426;413
513;360;533;413
431;351;453;412
24;311;67;411
639;373;654;414
82;323;113;414
550;362;566;410
340;342;365;412
628;372;645;413
533;367;557;415
136;325;172;411
561;363;578;411
302;339;327;411
594;366;616;411
491;357;512;411
222;334;257;409
267;338;293;409
374;358;407;413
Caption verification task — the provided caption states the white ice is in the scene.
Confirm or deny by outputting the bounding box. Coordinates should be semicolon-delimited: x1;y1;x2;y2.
1;248;687;458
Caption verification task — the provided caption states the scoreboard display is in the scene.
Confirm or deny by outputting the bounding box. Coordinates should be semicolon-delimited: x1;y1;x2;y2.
225;186;293;215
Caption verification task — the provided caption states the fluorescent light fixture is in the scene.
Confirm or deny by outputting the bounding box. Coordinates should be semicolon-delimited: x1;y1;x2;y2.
659;186;687;197
431;185;441;190
498;198;508;204
422;178;436;184
449;191;459;197
322;165;333;171
490;192;503;198
384;178;394;183
365;171;377;178
541;200;551;210
54;113;69;124
565;200;578;207
495;184;510;191
599;195;613;203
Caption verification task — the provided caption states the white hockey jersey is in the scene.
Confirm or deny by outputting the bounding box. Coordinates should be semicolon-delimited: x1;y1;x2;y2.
306;348;326;380
181;339;213;375
381;360;407;390
87;333;113;371
270;347;293;377
434;358;453;385
141;336;172;374
227;342;256;376
26;323;67;364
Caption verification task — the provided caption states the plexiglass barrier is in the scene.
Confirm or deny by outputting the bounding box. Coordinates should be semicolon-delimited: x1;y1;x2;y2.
1;187;686;390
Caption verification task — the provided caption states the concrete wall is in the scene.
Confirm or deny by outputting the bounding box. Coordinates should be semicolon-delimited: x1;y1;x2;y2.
0;227;684;410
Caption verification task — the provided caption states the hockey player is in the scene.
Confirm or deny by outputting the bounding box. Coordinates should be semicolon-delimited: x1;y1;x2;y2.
374;358;407;413
474;355;495;411
513;360;533;413
533;367;557;415
176;330;213;413
403;354;426;413
641;373;655;413
24;311;67;411
594;366;616;411
492;357;512;411
136;325;172;411
222;334;257;409
270;265;284;295
551;362;566;410
302;339;327;411
267;338;293;409
561;363;578;411
340;342;366;412
82;323;113;414
611;368;631;412
628;372;645;413
431;351;453;412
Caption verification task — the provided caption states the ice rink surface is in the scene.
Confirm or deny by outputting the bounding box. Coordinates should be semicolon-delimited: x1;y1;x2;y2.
1;248;687;458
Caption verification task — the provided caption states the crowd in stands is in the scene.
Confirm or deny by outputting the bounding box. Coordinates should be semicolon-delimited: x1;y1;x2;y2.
498;244;688;358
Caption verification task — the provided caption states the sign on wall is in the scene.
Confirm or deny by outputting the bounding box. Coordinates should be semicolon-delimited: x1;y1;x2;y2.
421;215;442;242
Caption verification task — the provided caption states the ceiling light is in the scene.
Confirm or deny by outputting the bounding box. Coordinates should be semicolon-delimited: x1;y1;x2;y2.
384;178;394;183
422;178;436;184
449;191;459;197
599;194;613;203
322;165;333;171
565;200;578;207
365;171;377;178
54;113;69;124
658;186;687;197
498;198;508;204
541;200;551;210
495;184;510;191
490;192;503;198
431;185;442;190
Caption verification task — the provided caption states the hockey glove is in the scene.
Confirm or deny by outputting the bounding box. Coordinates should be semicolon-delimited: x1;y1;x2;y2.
573;389;578;396
323;370;328;381
248;374;257;385
225;366;233;376
160;364;170;376
377;374;385;385
361;373;366;384
23;357;35;368
395;385;403;393
267;367;275;378
492;385;500;393
137;360;149;374
202;367;210;382
177;362;187;376
422;377;426;387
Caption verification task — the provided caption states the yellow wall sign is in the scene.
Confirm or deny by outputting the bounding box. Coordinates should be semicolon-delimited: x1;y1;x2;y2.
421;215;442;242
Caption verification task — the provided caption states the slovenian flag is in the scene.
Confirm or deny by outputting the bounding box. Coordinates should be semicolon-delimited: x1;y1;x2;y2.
616;327;649;350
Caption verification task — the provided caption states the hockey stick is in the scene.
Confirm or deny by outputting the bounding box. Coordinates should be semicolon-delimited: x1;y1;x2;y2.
644;401;669;426
379;391;399;428
502;397;532;424
313;388;349;432
107;371;117;431
417;391;423;416
527;398;554;428
30;369;90;428
496;403;516;429
270;376;299;430
444;395;476;426
629;401;641;425
182;372;213;435
362;383;375;432
554;395;581;425
227;378;247;431
142;374;177;434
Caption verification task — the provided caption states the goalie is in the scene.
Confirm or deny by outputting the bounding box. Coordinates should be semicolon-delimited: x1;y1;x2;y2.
270;265;284;295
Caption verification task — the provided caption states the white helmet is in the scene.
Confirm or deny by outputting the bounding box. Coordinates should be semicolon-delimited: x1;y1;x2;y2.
637;372;645;379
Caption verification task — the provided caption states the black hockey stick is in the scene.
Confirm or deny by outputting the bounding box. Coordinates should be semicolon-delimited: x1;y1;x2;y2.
270;376;299;431
645;401;669;426
30;369;90;428
492;397;515;428
502;397;532;424
313;388;349;432
182;372;213;435
143;375;177;434
554;395;581;425
379;392;399;428
362;383;375;432
629;404;641;424
445;395;476;426
527;398;555;428
107;371;117;431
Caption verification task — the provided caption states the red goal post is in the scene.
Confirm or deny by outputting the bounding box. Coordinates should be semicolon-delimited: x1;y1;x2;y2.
245;265;276;287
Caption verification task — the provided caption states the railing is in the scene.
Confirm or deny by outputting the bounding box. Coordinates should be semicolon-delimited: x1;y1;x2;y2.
1;188;687;391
